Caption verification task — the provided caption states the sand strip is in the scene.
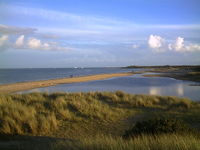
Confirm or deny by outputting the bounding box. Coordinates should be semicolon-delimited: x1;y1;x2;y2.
0;72;134;94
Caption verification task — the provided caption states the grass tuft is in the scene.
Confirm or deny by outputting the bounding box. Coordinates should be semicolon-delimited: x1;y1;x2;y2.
0;91;200;150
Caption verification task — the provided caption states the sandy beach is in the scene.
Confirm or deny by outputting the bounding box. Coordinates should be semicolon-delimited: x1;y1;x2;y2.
0;72;134;94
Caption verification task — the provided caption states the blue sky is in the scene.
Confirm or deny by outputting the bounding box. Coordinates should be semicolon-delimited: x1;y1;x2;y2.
0;0;200;68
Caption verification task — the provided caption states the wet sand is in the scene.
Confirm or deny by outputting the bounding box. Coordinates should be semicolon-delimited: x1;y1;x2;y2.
0;72;134;94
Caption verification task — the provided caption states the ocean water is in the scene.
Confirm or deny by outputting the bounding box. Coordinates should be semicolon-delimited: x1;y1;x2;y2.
1;68;200;101
21;73;200;101
0;68;135;84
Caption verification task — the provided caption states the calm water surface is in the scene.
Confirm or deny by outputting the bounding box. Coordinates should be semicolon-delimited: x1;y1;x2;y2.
21;73;200;101
0;68;134;84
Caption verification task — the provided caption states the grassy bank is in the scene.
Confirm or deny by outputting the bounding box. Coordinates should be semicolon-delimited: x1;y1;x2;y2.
0;91;200;149
126;65;200;82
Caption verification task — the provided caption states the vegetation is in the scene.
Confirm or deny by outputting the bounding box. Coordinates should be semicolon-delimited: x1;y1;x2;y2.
0;91;200;149
123;118;198;138
52;134;200;150
126;65;200;82
125;65;200;70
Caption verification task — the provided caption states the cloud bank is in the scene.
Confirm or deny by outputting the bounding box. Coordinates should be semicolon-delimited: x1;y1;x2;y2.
15;35;24;47
0;24;37;35
0;34;71;51
0;35;8;47
25;36;70;51
168;37;200;52
1;23;200;54
148;35;200;53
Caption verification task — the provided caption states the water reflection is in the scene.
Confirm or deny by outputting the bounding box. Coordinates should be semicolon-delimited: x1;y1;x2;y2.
177;84;184;96
21;75;200;101
149;84;185;97
149;87;161;95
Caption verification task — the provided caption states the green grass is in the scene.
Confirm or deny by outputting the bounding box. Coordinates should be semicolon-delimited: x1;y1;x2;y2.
0;91;200;150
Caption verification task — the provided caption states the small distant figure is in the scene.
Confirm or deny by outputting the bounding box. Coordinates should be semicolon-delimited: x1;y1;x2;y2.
70;75;73;78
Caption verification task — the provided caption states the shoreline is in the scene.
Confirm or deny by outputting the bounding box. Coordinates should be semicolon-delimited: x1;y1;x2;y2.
142;69;200;83
0;72;134;94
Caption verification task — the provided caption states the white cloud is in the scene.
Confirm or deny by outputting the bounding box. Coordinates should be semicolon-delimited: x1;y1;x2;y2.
15;35;24;47
26;37;70;51
148;35;164;49
185;44;200;52
43;43;50;49
168;36;200;52
147;35;200;53
2;4;200;46
174;37;184;51
0;34;71;52
168;37;184;52
1;5;200;47
148;35;166;52
0;35;9;47
27;38;42;49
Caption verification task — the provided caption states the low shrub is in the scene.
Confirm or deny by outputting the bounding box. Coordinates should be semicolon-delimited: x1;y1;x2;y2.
123;117;197;138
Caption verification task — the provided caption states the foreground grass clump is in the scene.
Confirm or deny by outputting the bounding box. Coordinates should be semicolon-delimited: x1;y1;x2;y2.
0;94;58;135
0;91;200;150
123;117;197;138
0;91;135;137
0;91;199;138
52;134;200;150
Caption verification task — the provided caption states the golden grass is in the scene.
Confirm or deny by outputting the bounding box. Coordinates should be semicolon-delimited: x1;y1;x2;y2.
0;72;133;94
0;92;133;137
0;91;199;138
1;91;200;150
52;134;200;150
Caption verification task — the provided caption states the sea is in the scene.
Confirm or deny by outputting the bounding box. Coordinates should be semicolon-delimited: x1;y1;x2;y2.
0;68;200;101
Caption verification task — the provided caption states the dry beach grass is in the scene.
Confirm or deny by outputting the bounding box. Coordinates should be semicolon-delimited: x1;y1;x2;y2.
0;91;200;150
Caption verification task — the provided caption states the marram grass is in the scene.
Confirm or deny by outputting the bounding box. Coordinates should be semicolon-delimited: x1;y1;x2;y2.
52;134;200;150
0;91;199;137
0;91;200;150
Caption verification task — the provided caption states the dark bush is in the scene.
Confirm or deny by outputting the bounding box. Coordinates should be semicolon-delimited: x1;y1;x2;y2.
123;117;197;138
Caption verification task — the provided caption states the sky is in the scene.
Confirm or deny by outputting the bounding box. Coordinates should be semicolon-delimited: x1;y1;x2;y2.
0;0;200;68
